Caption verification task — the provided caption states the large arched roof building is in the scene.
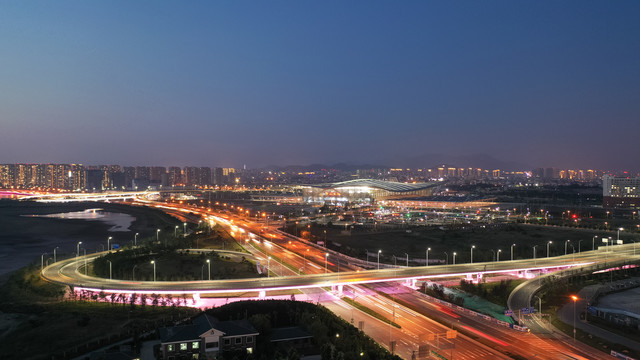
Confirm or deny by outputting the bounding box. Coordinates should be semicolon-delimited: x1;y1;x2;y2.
301;179;441;205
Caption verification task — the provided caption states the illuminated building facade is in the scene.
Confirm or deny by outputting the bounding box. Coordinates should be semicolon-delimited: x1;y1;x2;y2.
603;175;640;209
302;179;439;205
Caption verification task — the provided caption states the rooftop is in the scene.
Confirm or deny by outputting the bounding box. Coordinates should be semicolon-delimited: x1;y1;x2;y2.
307;179;439;193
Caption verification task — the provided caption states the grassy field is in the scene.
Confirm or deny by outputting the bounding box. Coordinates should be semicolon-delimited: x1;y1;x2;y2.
310;223;640;265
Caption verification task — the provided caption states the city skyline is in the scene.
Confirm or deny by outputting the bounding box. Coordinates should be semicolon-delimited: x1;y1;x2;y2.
2;2;639;170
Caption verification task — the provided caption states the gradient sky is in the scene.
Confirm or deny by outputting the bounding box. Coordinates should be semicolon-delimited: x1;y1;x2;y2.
1;1;639;170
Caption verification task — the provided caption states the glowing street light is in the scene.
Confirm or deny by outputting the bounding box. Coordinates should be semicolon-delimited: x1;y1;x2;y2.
156;229;160;242
426;247;431;266
325;253;329;273
571;295;579;342
547;241;553;258
183;222;187;237
134;232;139;246
175;225;179;237
267;256;271;278
565;240;570;255
377;250;382;270
206;259;211;280
107;236;112;251
151;260;156;282
76;241;82;258
618;228;624;242
453;252;457;265
592;235;598;251
470;245;476;264
497;249;502;262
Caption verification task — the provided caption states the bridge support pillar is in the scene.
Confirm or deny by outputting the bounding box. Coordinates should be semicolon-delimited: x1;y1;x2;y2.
475;273;483;284
258;291;266;299
403;278;418;289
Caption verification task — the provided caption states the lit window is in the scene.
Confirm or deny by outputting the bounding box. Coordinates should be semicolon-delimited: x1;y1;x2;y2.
180;343;187;351
192;341;199;349
168;344;174;352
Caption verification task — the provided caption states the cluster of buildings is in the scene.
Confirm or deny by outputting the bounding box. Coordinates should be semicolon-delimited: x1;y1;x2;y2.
2;162;639;210
0;164;239;191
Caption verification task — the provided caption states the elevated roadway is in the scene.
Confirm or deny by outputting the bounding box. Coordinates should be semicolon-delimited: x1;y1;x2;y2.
43;249;602;295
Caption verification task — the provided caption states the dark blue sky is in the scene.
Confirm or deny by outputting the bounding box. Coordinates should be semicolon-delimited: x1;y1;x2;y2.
1;1;639;170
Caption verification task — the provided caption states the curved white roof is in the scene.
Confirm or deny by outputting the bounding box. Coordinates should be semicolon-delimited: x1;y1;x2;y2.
311;179;439;193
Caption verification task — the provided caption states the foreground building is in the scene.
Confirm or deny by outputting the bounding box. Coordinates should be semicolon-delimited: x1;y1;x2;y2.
158;314;258;359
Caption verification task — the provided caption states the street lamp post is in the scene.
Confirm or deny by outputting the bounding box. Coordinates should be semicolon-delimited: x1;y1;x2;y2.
426;247;431;266
107;260;112;280
533;245;538;260
156;229;160;243
497;249;501;262
547;241;553;258
206;259;211;280
134;233;139;246
578;240;583;253
593;235;597;251
108;236;112;251
184;222;187;237
175;225;178;237
453;252;457;265
41;253;46;270
534;295;543;320
571;295;578;342
76;241;82;258
511;244;516;261
565;240;570;255
618;228;624;242
132;264;137;281
405;253;409;267
444;252;448;265
53;246;59;263
377;250;382;270
471;245;476;264
151;260;156;282
325;253;329;273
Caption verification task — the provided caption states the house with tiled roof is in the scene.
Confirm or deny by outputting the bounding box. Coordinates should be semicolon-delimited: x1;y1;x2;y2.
158;314;258;359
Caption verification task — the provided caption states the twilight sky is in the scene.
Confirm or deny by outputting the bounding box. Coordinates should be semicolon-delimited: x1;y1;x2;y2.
1;1;639;170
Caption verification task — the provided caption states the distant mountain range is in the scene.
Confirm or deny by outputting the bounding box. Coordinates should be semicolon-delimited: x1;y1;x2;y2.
264;153;528;172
